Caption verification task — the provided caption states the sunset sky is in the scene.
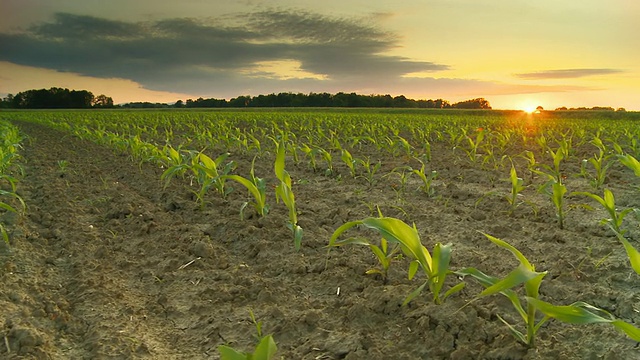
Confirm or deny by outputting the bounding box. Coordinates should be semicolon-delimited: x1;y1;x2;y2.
1;0;638;110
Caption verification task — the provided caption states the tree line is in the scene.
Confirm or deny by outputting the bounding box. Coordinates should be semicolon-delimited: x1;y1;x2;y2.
0;88;114;109
0;88;492;109
171;93;492;109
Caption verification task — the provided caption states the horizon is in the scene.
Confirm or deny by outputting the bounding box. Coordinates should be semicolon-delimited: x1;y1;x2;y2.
1;1;638;110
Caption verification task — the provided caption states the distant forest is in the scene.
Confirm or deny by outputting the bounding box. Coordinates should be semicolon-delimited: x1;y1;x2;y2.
1;88;114;109
0;88;627;111
1;88;491;109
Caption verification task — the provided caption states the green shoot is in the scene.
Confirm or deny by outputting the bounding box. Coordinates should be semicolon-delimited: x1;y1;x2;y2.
618;153;640;177
580;137;613;189
457;233;548;347
218;311;278;360
223;157;269;218
526;298;640;342
329;217;464;305
506;165;525;215
340;148;357;178
573;189;633;235
357;157;381;187
614;232;640;275
275;140;303;250
411;159;437;197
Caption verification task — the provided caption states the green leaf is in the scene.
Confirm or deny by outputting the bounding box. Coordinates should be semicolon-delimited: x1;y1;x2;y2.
402;280;428;306
218;345;248;360
480;232;534;270
618;154;640;177
442;282;465;302
360;217;432;273
479;265;540;298
610;320;640;342
408;260;420;280
431;243;453;300
527;298;640;341
455;267;527;321
615;232;640;275
252;335;277;360
496;314;527;345
328;221;363;247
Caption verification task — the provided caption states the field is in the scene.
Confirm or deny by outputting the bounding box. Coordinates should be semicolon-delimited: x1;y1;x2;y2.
1;108;639;359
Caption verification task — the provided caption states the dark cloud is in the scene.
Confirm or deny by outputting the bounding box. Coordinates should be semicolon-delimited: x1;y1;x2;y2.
515;68;624;79
0;10;448;94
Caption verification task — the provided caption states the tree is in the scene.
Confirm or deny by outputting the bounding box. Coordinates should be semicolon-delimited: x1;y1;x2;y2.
93;94;114;108
452;98;490;109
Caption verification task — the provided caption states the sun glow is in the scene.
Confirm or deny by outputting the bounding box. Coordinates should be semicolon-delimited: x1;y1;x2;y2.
519;100;539;114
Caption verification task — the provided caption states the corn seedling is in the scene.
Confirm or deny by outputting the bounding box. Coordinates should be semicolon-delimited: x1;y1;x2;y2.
573;188;633;235
618;153;640;177
275;140;303;250
318;148;334;176
572;189;640;274
580;138;613;189
329;235;400;284
505;165;526;215
411;159;437;197
462;127;486;163
614;231;640;275
357;157;381;187
218;310;277;360
456;233;548;347
534;143;568;185
386;166;412;197
329;217;464;305
526;298;640;343
56;160;69;174
192;152;236;200
458;233;640;346
340;148;357;178
300;144;319;171
223;157;269;218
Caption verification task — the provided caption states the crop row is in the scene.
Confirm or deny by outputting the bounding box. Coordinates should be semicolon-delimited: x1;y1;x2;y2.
0;120;25;244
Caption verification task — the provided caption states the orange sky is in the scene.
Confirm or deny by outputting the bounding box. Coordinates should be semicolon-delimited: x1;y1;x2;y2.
1;0;638;110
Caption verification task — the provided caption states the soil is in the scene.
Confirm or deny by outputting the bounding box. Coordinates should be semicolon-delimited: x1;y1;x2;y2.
1;119;639;359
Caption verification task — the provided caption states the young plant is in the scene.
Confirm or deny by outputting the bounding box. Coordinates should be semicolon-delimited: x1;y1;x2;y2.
535;178;567;229
572;188;640;274
318;148;334;176
618;153;640;177
340;148;357;178
456;233;549;347
218;311;277;360
223;157;269;218
573;188;634;235
192;152;236;199
274;140;303;250
329;235;400;284
329;217;465;305
300;144;320;171
580;137;613;189
411;159;437;197
463;127;486;163
385;166;412;198
357;157;381;187
506;165;526;215
458;233;640;347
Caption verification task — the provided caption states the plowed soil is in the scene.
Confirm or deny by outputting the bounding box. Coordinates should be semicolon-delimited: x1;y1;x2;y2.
1;120;639;359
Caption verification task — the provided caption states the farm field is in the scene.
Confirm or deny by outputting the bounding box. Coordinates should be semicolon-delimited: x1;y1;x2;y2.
1;108;639;359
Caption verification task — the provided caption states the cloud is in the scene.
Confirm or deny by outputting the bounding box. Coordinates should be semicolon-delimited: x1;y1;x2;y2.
0;10;448;95
515;68;624;79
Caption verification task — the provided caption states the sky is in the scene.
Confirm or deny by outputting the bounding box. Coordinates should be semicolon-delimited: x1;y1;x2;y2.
1;0;639;110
